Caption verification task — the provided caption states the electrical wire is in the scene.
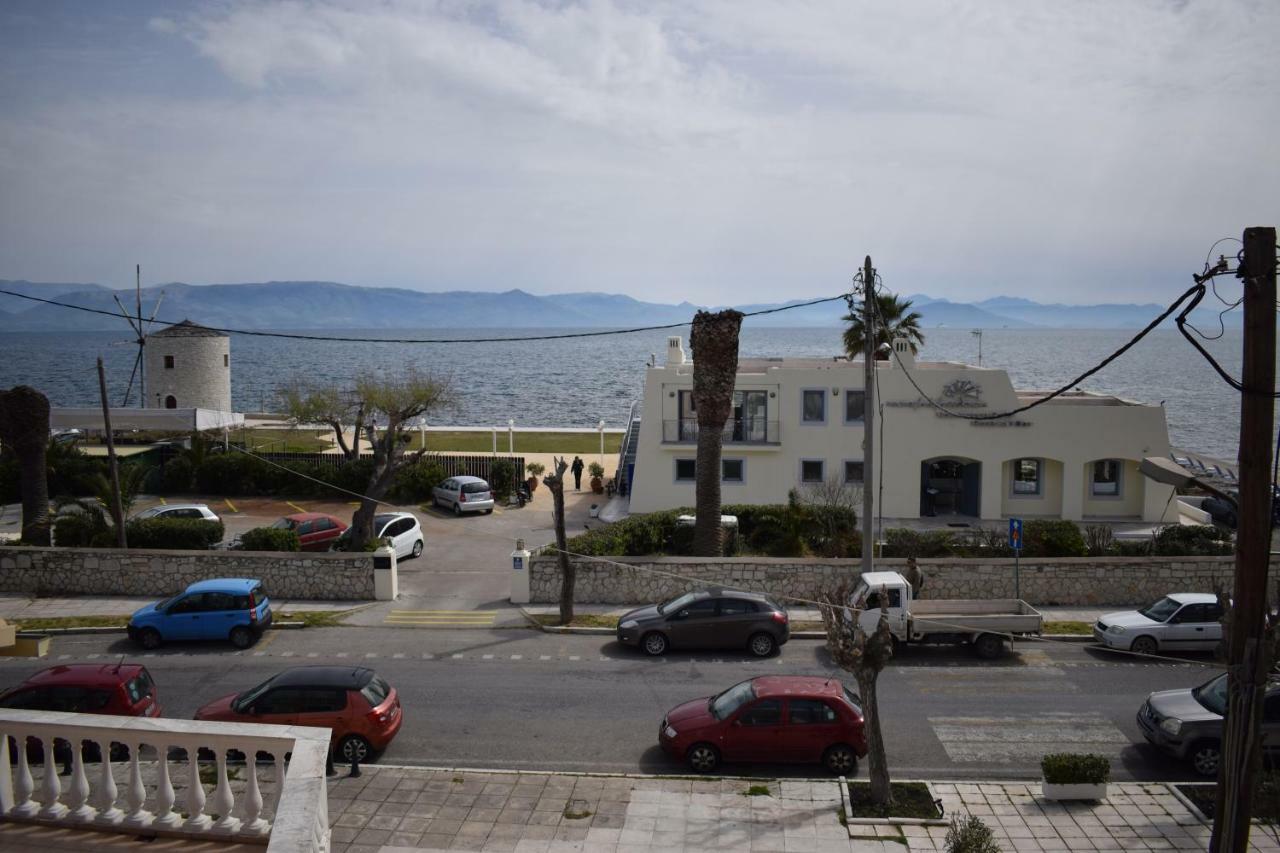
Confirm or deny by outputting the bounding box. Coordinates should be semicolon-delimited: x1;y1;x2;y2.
0;288;851;345
1175;266;1280;399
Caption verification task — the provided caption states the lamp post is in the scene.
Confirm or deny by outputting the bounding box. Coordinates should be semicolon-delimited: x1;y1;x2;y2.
508;419;514;454
971;329;983;366
597;420;605;467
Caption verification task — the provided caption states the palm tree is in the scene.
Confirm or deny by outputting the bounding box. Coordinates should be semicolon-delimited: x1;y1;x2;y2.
0;385;51;544
689;309;744;556
842;292;925;360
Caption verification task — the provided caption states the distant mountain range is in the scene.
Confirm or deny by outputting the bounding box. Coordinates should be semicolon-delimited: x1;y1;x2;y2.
0;278;1236;332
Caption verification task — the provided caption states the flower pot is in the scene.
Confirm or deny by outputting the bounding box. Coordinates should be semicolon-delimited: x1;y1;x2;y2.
526;476;539;493
1041;781;1107;801
590;476;604;494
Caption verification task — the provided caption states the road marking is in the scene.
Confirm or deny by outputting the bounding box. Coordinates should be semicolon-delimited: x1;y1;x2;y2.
281;651;294;657
253;652;266;657
929;713;1129;763
510;655;522;660
422;653;434;659
336;652;349;658
482;654;494;660
286;501;307;513
384;609;498;628
159;497;167;505
224;498;237;513
307;652;319;658
540;655;551;661
451;653;464;659
569;655;580;661
57;654;71;660
365;653;378;658
87;654;100;659
393;653;405;659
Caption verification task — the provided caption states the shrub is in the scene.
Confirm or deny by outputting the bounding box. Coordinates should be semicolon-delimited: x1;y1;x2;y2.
1083;525;1114;557
489;459;516;502
1041;753;1110;785
526;462;546;479
158;456;195;493
238;527;300;552
588;461;606;479
1021;520;1086;558
53;513;102;547
563;509;686;556
1112;538;1152;556
944;814;1001;853
952;527;1013;558
194;453;275;496
882;528;954;558
125;518;225;550
1152;524;1232;556
390;460;446;504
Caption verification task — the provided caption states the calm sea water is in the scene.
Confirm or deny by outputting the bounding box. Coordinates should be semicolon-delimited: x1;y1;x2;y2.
0;326;1261;462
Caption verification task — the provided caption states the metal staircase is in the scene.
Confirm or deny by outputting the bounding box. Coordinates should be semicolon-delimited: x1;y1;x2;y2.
615;400;642;496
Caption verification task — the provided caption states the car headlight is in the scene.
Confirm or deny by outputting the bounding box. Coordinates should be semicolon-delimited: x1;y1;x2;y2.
1159;717;1183;737
664;725;678;739
620;620;639;630
1107;624;1126;634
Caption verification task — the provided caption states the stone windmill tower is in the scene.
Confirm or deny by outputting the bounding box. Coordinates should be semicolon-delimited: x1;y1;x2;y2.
144;320;232;411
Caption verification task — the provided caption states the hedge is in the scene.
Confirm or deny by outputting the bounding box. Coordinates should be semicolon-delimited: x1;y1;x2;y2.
237;527;301;552
124;518;225;550
1041;753;1111;785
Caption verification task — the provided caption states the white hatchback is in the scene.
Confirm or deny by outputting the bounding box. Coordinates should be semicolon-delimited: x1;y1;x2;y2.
431;476;495;516
372;512;424;559
1093;593;1224;655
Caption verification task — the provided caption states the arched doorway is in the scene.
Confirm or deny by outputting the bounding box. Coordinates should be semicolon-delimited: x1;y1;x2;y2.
920;457;981;517
164;395;177;409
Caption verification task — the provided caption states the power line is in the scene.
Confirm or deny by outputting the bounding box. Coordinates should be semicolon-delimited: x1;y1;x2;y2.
0;288;851;345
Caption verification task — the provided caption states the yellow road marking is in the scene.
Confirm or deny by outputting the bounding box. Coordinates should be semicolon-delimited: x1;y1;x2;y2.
385;608;498;627
390;610;497;615
254;630;279;652
159;497;167;505
348;501;361;507
224;499;237;513
287;501;307;513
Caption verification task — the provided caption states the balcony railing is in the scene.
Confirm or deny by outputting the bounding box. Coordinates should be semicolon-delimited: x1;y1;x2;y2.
0;710;331;851
662;418;779;444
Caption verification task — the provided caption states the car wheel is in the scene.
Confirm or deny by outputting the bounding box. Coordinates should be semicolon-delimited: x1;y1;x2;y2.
1130;635;1159;657
411;539;424;558
453;503;462;516
229;626;254;649
686;742;720;773
338;734;373;765
1190;740;1221;777
748;632;776;658
822;744;858;776
137;628;162;651
973;633;1005;660
485;508;493;515
642;632;669;656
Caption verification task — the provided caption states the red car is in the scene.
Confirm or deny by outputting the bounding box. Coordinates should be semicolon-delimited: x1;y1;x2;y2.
271;513;348;551
0;663;161;717
194;666;401;764
659;676;867;775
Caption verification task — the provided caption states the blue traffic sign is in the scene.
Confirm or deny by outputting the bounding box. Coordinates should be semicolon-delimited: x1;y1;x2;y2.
1008;518;1023;551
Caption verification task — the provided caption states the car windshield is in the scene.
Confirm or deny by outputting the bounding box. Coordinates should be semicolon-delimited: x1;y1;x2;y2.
270;518;295;529
710;680;757;721
659;592;699;615
154;594;181;611
232;677;278;713
361;675;391;707
842;686;862;715
1192;673;1229;716
1138;597;1182;622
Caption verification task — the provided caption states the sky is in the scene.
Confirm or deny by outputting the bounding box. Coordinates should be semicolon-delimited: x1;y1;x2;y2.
0;0;1276;306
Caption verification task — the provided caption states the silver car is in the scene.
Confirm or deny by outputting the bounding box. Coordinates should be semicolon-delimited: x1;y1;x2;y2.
1138;672;1280;776
1092;593;1223;655
133;503;222;523
431;476;495;516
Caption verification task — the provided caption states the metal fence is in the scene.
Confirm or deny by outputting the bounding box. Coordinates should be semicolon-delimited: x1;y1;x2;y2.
258;451;525;485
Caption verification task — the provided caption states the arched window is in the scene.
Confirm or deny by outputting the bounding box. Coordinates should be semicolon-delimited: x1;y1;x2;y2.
165;395;177;409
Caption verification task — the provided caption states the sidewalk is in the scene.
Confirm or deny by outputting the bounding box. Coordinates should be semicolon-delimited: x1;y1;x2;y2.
325;765;1239;852
0;594;364;621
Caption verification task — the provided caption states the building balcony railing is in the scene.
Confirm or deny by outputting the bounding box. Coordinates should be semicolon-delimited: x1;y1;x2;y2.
662;418;780;445
0;709;331;851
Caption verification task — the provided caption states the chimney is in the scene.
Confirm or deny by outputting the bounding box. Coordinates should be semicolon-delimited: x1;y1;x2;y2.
890;336;916;369
667;336;686;366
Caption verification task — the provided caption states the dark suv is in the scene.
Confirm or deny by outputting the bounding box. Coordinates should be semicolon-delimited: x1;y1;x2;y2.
616;588;790;657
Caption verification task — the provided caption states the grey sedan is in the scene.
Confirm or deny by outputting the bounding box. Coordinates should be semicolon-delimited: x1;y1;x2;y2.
616;588;790;657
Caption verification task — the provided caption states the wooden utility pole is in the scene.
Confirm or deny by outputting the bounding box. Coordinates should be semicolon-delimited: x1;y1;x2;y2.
1211;226;1277;853
862;256;875;576
97;357;128;548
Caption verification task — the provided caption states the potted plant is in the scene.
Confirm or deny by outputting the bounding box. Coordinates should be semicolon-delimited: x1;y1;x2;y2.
588;461;606;494
1041;753;1110;801
525;462;545;494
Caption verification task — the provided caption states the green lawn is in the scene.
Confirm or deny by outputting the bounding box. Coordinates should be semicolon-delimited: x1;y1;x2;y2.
411;430;623;455
237;427;332;452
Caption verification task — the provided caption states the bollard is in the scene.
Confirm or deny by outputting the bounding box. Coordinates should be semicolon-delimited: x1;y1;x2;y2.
348;750;362;778
326;747;336;777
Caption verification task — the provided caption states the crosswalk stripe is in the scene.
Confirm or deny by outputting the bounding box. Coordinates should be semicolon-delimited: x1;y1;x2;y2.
390;610;497;615
929;713;1129;763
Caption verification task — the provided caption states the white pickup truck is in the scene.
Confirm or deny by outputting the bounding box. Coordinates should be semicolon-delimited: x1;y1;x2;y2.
850;571;1044;659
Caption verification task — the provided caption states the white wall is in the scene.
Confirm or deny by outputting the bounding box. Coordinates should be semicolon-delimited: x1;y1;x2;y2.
145;335;232;411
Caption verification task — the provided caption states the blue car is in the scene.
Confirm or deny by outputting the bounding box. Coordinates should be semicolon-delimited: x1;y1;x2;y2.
128;578;272;650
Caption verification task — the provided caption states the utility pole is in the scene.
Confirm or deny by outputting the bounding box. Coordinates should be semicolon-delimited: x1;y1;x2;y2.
97;357;128;549
137;265;146;408
1211;226;1277;853
861;256;875;577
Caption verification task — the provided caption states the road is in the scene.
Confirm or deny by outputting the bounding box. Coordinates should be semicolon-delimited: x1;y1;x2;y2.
0;627;1219;782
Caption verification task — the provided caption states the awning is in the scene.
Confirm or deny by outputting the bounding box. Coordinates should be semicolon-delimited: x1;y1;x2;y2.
50;408;244;432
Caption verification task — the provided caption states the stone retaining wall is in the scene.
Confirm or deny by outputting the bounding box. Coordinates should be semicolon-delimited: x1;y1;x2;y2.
530;554;1267;606
0;546;375;600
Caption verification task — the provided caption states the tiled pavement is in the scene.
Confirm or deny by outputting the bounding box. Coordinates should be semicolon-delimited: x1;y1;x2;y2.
325;765;1280;852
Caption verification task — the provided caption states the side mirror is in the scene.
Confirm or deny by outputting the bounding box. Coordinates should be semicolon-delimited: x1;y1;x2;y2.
677;610;690;620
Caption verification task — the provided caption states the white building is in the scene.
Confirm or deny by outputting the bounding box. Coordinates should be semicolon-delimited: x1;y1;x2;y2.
627;336;1178;524
145;319;232;411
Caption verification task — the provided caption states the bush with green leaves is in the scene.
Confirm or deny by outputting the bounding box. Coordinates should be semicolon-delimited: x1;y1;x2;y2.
390;459;447;503
238;527;301;552
1152;524;1232;556
1040;753;1110;785
53;512;112;547
1021;519;1087;558
588;461;606;479
124;518;225;550
944;814;1001;853
1112;538;1152;556
488;459;516;502
882;528;955;558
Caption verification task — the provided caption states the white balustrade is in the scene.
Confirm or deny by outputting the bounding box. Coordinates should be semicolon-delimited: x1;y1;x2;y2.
0;711;331;852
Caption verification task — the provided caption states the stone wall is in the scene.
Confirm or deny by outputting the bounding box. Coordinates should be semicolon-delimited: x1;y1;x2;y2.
529;554;1266;606
0;547;374;600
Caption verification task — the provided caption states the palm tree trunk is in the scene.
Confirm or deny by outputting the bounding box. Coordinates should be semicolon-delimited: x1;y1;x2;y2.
689;310;743;557
0;386;51;545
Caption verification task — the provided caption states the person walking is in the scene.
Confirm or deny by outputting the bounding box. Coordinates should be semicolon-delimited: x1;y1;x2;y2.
571;456;585;491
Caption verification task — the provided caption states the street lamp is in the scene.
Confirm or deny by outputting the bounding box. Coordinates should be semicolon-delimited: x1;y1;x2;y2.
971;329;983;366
597;420;605;467
508;419;514;454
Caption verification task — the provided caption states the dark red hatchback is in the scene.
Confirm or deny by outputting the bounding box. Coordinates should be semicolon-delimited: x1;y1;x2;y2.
0;663;161;717
659;675;867;775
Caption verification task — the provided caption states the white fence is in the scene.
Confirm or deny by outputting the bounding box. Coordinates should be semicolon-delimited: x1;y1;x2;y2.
0;710;331;851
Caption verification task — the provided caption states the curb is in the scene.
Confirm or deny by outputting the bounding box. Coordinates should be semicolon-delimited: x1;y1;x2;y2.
839;777;949;830
16;620;307;637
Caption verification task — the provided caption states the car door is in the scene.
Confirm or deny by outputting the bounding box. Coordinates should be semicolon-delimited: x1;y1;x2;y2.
250;687;304;725
665;597;721;649
435;480;454;507
163;593;206;641
1165;604;1214;649
722;698;786;762
715;597;760;649
391;518;415;557
199;591;242;641
310;517;336;549
293;688;350;740
296;519;317;550
786;698;843;762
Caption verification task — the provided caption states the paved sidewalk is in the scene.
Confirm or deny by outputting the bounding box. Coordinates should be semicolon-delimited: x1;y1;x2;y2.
324;765;1257;852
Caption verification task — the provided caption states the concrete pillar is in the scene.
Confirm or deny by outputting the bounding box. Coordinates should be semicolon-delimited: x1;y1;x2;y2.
1061;459;1084;521
979;460;1002;520
510;539;531;604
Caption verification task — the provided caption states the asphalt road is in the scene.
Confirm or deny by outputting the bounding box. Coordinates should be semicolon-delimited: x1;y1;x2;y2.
0;627;1220;782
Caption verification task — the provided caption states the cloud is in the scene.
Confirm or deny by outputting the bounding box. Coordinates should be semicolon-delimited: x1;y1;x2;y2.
146;17;177;35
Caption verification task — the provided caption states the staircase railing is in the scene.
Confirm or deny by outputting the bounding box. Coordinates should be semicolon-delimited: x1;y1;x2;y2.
615;399;641;491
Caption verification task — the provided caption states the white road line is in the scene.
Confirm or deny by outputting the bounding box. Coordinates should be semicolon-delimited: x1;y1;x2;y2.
253;652;266;657
365;653;377;658
510;655;522;660
451;654;464;659
422;653;434;659
569;655;580;661
336;653;349;658
87;654;100;659
281;652;294;657
307;652;319;658
929;713;1129;763
57;655;71;660
540;655;551;661
393;653;405;659
482;654;494;660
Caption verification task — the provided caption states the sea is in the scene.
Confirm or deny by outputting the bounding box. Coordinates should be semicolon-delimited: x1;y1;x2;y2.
0;326;1263;462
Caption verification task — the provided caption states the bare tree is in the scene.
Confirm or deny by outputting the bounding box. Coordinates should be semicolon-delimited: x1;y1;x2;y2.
689;309;743;556
795;477;861;557
818;583;895;804
346;370;456;550
0;386;52;545
280;380;366;460
543;457;574;624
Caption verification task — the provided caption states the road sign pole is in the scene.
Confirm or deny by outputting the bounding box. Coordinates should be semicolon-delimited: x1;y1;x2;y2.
1015;549;1020;601
1009;517;1023;600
